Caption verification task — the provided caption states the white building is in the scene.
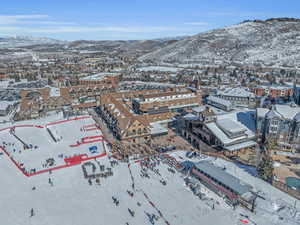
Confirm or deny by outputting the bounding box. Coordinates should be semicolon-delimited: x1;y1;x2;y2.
215;87;256;108
0;101;14;116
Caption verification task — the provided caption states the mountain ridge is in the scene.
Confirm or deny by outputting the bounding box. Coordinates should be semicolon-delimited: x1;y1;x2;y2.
138;18;300;68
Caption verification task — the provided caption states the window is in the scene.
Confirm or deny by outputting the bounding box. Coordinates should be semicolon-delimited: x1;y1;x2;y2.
270;126;277;132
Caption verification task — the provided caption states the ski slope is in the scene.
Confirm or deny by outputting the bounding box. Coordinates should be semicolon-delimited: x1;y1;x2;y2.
0;146;300;225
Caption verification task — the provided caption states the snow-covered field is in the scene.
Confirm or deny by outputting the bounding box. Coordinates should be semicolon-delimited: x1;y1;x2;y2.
136;66;181;72
0;115;105;176
1;142;300;225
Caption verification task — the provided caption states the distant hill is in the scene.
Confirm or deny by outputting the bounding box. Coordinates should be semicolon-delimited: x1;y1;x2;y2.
139;18;300;68
0;35;65;48
66;39;181;57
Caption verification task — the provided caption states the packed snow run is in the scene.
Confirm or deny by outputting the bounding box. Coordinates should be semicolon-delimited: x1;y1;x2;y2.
0;115;106;176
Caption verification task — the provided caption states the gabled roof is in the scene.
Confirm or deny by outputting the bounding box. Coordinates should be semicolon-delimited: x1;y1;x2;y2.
207;95;232;107
265;109;281;119
294;112;300;122
194;161;253;195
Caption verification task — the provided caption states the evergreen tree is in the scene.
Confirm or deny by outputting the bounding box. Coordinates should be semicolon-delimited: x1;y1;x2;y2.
257;140;275;183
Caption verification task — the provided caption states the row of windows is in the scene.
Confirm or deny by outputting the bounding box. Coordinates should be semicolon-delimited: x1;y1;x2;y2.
145;94;194;102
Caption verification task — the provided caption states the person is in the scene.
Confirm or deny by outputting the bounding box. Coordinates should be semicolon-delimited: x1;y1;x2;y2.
30;208;34;217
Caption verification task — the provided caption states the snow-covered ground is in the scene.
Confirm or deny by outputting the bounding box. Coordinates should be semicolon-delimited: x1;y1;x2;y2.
136;66;181;72
1;145;300;225
0;115;105;175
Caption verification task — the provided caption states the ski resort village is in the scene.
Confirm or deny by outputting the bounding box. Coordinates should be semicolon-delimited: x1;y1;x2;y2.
1;8;300;225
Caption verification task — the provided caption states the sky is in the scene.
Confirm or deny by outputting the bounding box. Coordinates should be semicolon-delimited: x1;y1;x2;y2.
0;0;299;41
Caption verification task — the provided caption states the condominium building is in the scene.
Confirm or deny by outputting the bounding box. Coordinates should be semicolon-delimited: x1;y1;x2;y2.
254;85;293;98
215;87;256;108
256;104;300;150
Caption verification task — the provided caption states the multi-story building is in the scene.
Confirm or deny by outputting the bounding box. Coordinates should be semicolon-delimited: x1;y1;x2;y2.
98;87;202;143
0;101;15;116
254;85;293;98
78;72;120;88
293;83;300;105
0;73;8;81
256;104;300;150
183;161;256;211
98;93;151;143
206;95;233;111
215;87;256;108
17;78;119;120
179;106;257;155
132;87;202;114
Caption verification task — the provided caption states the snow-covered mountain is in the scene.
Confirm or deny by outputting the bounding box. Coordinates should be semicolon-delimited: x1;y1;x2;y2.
139;18;300;68
0;35;65;48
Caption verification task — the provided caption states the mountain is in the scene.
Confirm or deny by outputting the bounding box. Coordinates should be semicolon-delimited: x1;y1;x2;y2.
0;36;66;48
139;18;300;68
66;39;180;57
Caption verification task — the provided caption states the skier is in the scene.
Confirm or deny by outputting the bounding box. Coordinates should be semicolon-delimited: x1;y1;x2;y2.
128;208;135;217
48;178;53;186
30;208;34;217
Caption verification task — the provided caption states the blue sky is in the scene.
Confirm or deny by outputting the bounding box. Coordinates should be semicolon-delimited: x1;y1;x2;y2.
0;0;299;40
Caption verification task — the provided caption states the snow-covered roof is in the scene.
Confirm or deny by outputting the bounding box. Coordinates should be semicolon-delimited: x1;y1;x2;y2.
206;120;254;146
224;140;257;152
257;85;292;91
257;105;300;120
136;66;180;72
275;104;300;120
49;87;61;97
216;119;247;134
183;113;199;120
217;87;255;98
207;95;232;107
192;106;206;113
0;101;14;110
205;110;256;146
80;72;119;81
194;161;253;195
0;80;12;89
256;108;269;118
150;122;168;135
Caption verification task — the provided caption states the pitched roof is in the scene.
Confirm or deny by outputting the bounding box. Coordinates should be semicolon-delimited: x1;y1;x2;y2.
194;161;253;195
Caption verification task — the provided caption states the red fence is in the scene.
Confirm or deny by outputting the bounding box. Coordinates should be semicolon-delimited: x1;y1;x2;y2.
46;115;91;126
0;146;107;177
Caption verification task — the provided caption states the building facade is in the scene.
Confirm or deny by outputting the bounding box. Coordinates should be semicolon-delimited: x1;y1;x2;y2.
256;104;300;150
132;87;202;115
215;87;256;108
206;95;233;111
179;106;257;155
254;85;293;98
183;161;256;211
98;87;202;143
